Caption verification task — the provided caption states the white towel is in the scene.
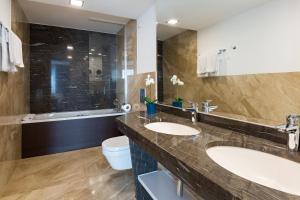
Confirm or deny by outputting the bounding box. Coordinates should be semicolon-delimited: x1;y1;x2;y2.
0;24;2;70
198;55;207;75
197;52;218;77
216;52;228;74
0;25;16;72
8;29;13;64
9;31;24;68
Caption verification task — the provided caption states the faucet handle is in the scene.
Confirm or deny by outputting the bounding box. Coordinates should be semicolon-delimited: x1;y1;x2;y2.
202;100;212;106
286;115;300;127
209;105;218;112
201;100;218;113
187;101;199;110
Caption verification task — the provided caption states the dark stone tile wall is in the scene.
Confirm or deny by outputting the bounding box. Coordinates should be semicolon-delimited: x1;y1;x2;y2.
129;140;157;200
30;24;117;113
157;40;164;102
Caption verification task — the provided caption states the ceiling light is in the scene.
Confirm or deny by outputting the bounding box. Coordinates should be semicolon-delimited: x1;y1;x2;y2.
89;52;92;55
67;45;74;50
67;55;73;59
167;19;178;25
70;0;84;7
98;53;102;56
91;49;95;52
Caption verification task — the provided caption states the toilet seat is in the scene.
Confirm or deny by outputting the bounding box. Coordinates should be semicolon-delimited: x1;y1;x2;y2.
102;136;132;170
102;136;129;152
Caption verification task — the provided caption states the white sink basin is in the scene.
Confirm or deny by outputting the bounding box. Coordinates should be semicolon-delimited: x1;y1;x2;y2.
206;146;300;196
145;122;199;136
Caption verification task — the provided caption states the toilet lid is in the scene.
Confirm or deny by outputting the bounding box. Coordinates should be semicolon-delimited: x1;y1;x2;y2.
102;136;130;152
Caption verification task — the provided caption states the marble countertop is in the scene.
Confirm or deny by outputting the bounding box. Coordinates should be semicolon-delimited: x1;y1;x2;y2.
117;111;300;200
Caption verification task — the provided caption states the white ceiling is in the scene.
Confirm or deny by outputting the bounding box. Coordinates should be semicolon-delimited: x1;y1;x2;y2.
156;0;273;30
18;0;155;34
19;0;274;37
27;0;155;19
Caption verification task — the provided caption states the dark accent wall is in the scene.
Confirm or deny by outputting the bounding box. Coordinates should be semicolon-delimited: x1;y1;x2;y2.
129;140;157;200
157;40;164;102
30;24;117;113
22;116;123;158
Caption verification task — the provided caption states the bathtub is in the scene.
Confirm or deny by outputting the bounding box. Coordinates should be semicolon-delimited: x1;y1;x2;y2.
22;109;126;124
21;109;126;158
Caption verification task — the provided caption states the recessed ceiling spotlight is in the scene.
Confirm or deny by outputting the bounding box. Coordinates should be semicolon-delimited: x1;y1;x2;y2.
89;52;92;55
167;19;178;25
67;45;74;50
91;49;95;52
98;53;102;56
67;55;73;59
70;0;84;7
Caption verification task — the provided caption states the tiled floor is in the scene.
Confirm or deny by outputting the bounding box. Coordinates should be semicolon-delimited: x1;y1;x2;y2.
0;147;135;200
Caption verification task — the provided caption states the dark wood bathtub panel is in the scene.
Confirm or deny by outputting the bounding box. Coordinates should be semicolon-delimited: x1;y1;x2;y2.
22;116;123;158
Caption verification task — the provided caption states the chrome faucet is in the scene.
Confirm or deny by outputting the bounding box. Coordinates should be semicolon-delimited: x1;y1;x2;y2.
278;115;300;152
202;100;218;113
188;101;199;123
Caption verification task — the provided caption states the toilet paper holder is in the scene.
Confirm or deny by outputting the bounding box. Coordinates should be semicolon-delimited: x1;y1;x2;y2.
121;104;132;113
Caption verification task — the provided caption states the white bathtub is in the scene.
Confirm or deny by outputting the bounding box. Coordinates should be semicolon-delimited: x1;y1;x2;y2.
22;109;126;124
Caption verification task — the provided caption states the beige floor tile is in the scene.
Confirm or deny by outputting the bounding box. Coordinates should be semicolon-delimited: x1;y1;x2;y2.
0;147;135;200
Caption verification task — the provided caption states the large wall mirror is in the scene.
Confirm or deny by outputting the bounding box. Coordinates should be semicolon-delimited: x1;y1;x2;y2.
156;0;300;126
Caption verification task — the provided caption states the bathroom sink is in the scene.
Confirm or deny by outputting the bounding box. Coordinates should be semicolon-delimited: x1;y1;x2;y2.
145;122;199;136
206;146;300;196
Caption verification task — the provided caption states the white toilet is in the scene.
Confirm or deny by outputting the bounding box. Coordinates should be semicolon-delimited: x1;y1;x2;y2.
102;136;132;170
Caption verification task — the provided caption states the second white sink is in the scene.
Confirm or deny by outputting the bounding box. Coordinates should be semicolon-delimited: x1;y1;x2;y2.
207;146;300;196
145;122;200;136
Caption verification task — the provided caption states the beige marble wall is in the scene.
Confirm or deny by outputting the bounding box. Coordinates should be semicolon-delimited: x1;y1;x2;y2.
0;0;30;191
116;20;138;104
125;20;137;75
163;30;300;125
116;19;156;111
128;72;156;111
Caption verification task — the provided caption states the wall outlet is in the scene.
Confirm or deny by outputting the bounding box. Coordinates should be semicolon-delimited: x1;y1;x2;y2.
140;88;145;103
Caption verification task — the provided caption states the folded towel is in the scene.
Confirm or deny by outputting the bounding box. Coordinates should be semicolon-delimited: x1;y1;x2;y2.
206;54;218;73
9;31;24;68
216;52;228;74
0;24;16;72
197;55;207;75
0;24;2;70
8;29;13;64
197;52;218;77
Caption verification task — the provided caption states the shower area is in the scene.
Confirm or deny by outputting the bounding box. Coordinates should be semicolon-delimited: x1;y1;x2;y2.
22;23;131;157
29;24;126;113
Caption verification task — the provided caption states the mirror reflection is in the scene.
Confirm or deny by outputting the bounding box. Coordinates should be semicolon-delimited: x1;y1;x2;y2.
156;0;300;126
